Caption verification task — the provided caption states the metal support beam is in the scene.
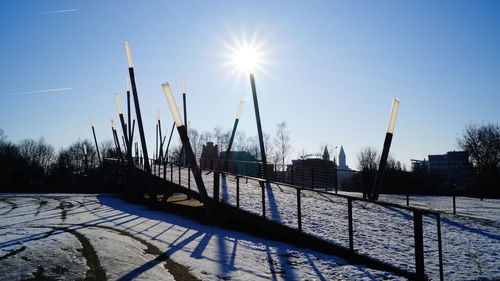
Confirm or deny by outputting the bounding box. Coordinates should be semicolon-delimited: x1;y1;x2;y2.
126;44;151;175
371;132;393;200
250;73;268;181
165;122;175;162
176;125;209;205
91;126;102;166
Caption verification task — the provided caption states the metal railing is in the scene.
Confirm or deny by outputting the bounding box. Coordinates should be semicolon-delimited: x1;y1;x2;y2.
132;157;444;281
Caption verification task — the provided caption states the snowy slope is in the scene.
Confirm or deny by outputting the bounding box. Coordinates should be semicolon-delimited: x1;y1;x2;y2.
0;194;405;281
164;165;500;281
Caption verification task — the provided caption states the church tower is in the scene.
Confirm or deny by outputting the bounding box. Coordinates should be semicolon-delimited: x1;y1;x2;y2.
322;146;330;161
339;145;347;169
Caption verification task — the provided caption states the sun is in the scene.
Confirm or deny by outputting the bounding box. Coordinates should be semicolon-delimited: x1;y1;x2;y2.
222;32;271;79
231;46;260;73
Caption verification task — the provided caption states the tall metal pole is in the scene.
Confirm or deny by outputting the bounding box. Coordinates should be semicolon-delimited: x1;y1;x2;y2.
249;73;268;180
89;118;102;166
158;120;163;162
125;42;151;175
111;118;122;159
225;101;244;171
112;128;122;159
155;123;158;161
165;122;175;162
182;78;188;165
126;77;132;145
371;98;400;200
114;93;130;148
163;83;209;205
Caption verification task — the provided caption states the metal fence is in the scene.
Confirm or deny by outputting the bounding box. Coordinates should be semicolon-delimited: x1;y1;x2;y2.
129;157;445;280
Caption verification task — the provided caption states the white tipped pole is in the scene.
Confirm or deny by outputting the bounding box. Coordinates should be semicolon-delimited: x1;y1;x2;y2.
387;98;400;134
89;118;94;127
111;118;116;130
157;109;160;121
126;76;131;92
114;93;124;115
124;42;133;68
182;78;186;94
83;143;88;155
236;101;245;119
162;83;184;127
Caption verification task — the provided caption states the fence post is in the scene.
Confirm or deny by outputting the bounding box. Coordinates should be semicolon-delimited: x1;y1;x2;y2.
178;164;181;186
261;182;266;218
163;162;166;180
413;210;425;280
407;194;410;206
188;166;191;195
348;198;354;252
291;165;294;185
236;176;240;209
297;188;302;231
213;171;220;202
170;163;173;182
311;168;314;189
452;184;457;215
436;213;444;281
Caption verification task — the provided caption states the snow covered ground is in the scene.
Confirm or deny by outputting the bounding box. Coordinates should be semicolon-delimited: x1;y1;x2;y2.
0;194;406;281
164;166;500;281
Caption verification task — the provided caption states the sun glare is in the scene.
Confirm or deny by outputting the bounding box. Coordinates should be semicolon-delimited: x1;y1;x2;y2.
230;46;261;73
222;32;271;79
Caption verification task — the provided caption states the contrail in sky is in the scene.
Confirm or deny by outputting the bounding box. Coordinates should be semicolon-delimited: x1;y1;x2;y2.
2;88;72;96
38;9;78;15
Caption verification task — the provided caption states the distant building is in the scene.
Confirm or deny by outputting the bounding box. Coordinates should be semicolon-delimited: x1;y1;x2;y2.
220;150;260;178
411;159;428;174
335;145;356;188
289;157;337;190
322;146;330;161
428;151;473;187
200;142;219;170
338;146;350;171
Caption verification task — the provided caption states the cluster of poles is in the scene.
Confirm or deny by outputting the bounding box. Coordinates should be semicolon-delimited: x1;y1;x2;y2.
87;41;401;202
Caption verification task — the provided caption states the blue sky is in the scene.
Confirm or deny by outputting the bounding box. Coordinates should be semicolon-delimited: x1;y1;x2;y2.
1;0;499;169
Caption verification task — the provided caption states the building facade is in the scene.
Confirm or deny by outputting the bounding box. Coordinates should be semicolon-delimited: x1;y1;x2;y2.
428;151;473;187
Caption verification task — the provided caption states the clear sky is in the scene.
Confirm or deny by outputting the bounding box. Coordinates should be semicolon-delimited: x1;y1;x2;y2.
1;0;499;169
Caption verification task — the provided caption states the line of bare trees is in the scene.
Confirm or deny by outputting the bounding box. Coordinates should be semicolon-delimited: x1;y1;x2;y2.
168;121;292;167
0;128;117;185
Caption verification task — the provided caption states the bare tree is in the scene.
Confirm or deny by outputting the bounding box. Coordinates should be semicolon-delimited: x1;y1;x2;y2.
18;138;55;172
274;121;291;166
188;128;203;159
234;131;248;151
458;123;500;173
387;155;402;171
0;129;6;143
357;146;379;171
213;126;231;152
263;132;275;163
55;139;98;174
99;140;116;159
458;123;500;196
